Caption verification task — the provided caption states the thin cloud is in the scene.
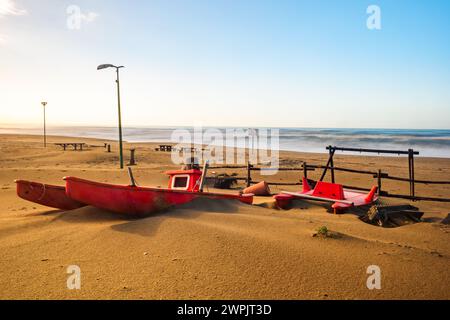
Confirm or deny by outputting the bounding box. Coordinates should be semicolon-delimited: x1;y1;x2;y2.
0;0;27;17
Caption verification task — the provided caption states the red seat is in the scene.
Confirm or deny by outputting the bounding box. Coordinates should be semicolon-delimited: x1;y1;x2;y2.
312;181;344;200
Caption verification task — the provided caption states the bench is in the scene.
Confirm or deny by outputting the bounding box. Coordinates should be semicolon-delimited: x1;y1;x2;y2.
179;147;198;153
155;144;173;152
154;145;200;153
55;143;87;151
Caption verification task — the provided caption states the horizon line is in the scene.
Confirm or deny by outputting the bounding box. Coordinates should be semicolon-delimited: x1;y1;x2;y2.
1;124;450;131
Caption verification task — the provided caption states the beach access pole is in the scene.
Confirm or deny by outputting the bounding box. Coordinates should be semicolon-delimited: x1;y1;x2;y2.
115;67;124;169
41;102;47;147
247;161;252;187
97;64;125;169
408;149;415;198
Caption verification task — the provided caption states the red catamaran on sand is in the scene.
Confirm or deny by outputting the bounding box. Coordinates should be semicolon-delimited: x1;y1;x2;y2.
15;180;86;211
274;177;378;213
15;162;253;217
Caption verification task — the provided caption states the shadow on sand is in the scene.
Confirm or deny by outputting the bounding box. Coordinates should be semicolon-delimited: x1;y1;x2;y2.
34;197;248;237
110;198;246;237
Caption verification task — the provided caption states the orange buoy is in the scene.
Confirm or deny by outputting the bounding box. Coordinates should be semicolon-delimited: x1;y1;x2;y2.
243;181;271;196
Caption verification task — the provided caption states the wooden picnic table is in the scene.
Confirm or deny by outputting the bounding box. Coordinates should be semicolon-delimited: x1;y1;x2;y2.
155;145;200;153
55;143;87;151
156;144;173;152
180;147;198;153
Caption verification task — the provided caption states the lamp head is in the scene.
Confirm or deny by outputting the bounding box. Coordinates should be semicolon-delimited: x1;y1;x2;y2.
97;64;115;70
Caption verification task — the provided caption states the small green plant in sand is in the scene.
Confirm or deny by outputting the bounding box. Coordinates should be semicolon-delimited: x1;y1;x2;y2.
313;226;332;238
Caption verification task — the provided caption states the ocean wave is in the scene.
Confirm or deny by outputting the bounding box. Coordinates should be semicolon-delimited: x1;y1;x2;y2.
1;126;450;157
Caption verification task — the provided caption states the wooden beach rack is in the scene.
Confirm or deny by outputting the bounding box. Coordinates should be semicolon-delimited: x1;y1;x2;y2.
208;145;450;203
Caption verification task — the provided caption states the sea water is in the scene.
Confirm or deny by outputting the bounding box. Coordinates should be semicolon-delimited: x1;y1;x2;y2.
1;126;449;158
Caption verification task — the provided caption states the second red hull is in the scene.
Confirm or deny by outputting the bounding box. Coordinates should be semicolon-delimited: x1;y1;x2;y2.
15;180;86;210
64;177;253;216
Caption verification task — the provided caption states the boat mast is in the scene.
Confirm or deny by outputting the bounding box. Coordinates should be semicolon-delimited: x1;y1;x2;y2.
199;161;209;192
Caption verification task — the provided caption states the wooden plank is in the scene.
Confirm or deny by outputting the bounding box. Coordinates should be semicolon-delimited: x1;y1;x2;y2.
377;169;382;195
326;146;419;155
319;147;335;181
303;162;308;180
251;167;316;172
384;192;450;202
329;145;335;183
246;162;252;187
314;165;377;175
251;181;301;186
209;165;247;169
382;175;450;184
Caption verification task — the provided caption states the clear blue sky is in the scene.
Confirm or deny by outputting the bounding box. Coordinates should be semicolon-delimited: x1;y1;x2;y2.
1;0;449;128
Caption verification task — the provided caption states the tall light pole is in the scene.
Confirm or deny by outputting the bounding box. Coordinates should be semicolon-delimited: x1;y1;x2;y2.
41;101;48;147
97;64;125;169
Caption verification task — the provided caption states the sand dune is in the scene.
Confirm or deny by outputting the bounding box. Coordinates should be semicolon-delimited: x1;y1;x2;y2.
0;134;449;299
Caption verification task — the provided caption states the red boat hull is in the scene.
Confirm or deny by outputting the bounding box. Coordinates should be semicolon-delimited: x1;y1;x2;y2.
15;180;86;210
64;177;253;216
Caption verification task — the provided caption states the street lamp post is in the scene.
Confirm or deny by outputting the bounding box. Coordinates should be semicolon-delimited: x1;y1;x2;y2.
97;64;125;169
41;101;48;147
